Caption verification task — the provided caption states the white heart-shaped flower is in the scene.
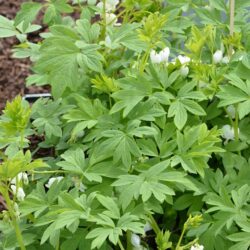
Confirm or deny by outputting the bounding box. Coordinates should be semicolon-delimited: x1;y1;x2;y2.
213;50;223;64
177;55;191;64
159;47;170;62
131;234;141;247
150;50;162;64
45;176;64;189
180;66;189;77
11;185;26;201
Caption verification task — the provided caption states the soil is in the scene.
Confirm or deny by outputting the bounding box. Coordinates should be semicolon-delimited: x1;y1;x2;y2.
0;0;49;210
0;0;49;112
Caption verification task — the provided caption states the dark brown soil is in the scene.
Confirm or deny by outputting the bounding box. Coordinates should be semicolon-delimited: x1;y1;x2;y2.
0;0;50;210
0;0;49;111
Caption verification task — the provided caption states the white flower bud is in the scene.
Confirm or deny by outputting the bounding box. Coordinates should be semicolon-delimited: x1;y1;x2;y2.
150;50;162;64
226;105;236;119
22;173;29;185
105;35;112;47
159;47;170;62
106;13;118;25
222;56;229;64
213;50;223;64
11;172;29;185
144;222;152;233
221;125;239;144
131;234;141;247
45;176;64;189
180;66;189;77
96;0;119;12
177;55;191;64
190;244;204;250
11;185;25;201
13;202;21;218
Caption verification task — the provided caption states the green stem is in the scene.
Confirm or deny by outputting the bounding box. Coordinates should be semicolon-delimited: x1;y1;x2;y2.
32;170;66;174
139;47;151;74
224;107;234;128
77;0;83;10
126;231;133;250
118;239;125;250
101;0;107;40
175;224;187;250
3;189;26;250
182;238;198;249
148;214;161;235
109;95;112;109
233;104;239;141
229;0;235;57
20;131;25;150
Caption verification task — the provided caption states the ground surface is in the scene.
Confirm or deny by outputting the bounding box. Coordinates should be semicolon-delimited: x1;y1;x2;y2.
0;0;48;210
0;0;48;111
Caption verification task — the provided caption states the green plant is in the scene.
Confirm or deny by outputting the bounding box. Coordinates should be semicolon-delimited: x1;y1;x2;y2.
0;0;250;249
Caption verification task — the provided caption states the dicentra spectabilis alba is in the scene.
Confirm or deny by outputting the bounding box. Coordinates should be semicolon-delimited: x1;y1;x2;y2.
222;56;229;64
177;55;191;64
131;234;141;247
221;125;239;144
105;35;112;47
106;13;118;25
11;185;26;201
150;47;170;64
144;222;152;233
226;105;236;119
45;176;64;189
11;172;29;185
190;244;204;250
213;50;223;64
150;50;162;64
96;0;119;12
13;202;21;218
159;47;170;62
180;66;189;77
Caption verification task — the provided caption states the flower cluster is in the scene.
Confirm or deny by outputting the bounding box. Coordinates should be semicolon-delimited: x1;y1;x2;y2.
176;55;191;77
96;0;120;26
96;0;119;12
11;185;25;201
150;47;191;77
11;172;29;185
10;172;29;201
150;47;170;64
213;50;229;64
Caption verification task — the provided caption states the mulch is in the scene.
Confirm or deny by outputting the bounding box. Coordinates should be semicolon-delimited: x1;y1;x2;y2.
0;0;49;211
0;0;49;112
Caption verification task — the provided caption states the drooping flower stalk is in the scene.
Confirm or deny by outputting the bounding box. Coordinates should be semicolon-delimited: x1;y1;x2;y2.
229;0;235;57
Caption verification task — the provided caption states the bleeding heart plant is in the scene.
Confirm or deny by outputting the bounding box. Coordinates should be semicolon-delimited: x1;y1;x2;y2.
0;0;250;250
